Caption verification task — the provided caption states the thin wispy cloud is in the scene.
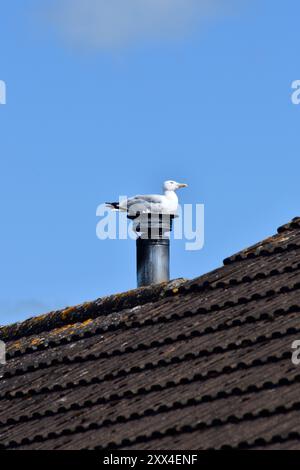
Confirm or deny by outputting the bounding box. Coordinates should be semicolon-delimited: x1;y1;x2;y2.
41;0;240;51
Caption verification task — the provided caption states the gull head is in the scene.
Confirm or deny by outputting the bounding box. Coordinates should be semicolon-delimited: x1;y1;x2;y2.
163;180;188;192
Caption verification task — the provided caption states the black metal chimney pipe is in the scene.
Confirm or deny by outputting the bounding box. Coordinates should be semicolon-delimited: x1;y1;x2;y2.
136;237;169;287
129;213;174;288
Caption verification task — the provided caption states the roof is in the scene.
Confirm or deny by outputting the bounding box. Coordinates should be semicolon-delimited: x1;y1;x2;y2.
0;217;300;450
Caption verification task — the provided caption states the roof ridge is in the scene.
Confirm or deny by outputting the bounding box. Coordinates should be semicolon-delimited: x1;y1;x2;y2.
277;217;300;233
0;278;187;342
223;217;300;265
5;273;300;361
1;217;298;342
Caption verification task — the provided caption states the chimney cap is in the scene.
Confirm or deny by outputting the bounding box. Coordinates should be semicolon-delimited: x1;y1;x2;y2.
128;212;177;239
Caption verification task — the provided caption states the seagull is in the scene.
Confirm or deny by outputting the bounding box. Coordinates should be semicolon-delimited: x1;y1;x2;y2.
106;180;188;216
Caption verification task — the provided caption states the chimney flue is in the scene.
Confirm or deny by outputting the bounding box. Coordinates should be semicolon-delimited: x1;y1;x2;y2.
129;213;175;288
136;237;169;287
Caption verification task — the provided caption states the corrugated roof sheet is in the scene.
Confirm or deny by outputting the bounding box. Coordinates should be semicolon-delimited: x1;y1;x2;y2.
0;217;300;450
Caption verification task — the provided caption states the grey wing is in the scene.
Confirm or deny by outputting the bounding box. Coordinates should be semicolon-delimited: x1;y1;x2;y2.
126;194;164;214
132;194;164;204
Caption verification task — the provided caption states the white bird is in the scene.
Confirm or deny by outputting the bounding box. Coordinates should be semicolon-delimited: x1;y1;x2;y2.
106;180;188;216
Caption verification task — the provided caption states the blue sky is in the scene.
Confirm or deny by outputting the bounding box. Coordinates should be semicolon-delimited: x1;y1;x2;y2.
0;0;299;325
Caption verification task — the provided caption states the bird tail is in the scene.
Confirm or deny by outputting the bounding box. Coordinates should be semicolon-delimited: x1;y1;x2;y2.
106;202;120;210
